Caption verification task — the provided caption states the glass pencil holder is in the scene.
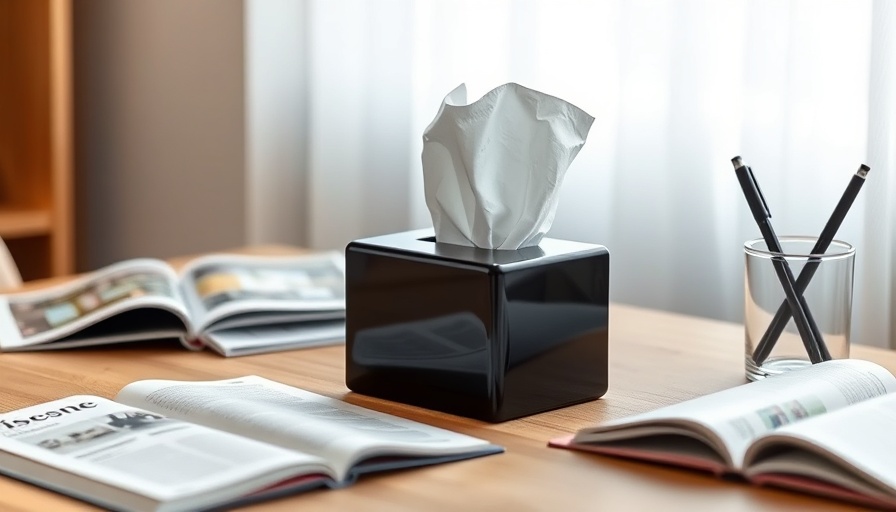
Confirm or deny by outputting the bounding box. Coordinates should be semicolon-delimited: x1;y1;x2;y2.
744;236;855;381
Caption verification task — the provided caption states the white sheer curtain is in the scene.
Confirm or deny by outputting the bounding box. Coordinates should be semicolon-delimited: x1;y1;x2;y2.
269;0;896;347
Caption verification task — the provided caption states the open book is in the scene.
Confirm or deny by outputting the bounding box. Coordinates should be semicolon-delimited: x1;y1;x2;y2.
0;375;502;512
550;359;896;509
0;252;346;356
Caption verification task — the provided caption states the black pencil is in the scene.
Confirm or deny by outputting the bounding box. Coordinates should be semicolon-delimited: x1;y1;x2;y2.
732;156;827;364
752;164;870;364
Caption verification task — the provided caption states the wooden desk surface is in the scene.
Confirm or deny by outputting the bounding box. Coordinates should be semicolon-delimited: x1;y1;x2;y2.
1;253;892;511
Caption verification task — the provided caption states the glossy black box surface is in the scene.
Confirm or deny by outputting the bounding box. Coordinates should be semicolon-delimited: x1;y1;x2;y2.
345;229;609;422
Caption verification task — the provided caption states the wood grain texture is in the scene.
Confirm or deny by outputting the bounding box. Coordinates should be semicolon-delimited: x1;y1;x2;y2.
0;248;892;511
48;0;74;276
0;0;74;279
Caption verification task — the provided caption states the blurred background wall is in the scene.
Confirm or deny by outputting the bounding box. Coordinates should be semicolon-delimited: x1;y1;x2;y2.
74;0;311;269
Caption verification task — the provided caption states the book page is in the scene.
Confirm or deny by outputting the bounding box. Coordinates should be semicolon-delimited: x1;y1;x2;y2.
743;392;896;505
0;259;192;350
569;359;896;471
178;253;345;333
0;396;332;510
115;376;499;481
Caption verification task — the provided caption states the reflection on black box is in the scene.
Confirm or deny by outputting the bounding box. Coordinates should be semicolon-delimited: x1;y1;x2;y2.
345;229;609;423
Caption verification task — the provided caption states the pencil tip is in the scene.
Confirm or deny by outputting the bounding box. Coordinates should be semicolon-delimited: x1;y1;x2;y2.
858;164;870;178
731;156;744;170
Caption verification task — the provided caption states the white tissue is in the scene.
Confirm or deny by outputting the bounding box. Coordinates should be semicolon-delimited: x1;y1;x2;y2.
421;83;594;250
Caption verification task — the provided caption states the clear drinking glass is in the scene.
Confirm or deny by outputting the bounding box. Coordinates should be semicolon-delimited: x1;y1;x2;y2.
744;237;855;381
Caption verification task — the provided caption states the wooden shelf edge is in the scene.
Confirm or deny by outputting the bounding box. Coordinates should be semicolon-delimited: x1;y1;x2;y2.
0;209;53;238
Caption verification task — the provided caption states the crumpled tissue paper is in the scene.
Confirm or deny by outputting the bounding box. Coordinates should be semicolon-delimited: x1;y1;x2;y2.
422;82;594;250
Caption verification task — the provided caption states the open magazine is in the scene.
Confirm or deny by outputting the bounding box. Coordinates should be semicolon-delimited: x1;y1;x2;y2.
0;252;346;357
549;359;896;509
0;375;502;512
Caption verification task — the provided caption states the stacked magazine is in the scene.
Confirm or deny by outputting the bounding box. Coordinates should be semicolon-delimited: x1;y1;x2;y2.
551;359;896;509
0;252;346;356
0;375;501;511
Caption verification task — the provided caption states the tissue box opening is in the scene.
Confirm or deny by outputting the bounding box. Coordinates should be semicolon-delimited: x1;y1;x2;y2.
345;229;609;422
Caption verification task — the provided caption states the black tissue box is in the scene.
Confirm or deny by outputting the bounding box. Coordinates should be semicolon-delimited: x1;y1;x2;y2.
345;229;609;422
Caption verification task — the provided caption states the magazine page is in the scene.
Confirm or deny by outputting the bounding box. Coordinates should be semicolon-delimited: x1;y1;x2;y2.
178;253;346;335
204;310;344;332
742;392;896;506
564;359;896;472
200;320;345;357
0;259;192;351
115;376;501;482
0;396;333;511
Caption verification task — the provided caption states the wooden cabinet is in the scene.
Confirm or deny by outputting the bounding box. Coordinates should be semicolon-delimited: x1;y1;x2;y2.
0;0;73;281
